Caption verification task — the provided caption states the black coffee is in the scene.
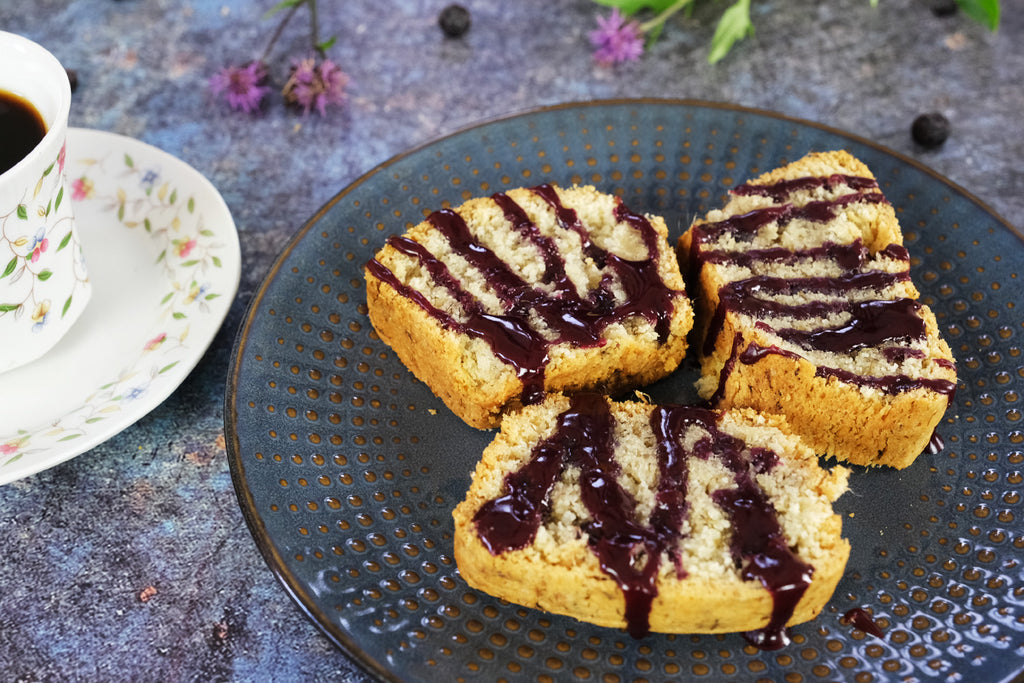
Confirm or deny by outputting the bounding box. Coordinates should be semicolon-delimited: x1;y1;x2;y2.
0;90;47;175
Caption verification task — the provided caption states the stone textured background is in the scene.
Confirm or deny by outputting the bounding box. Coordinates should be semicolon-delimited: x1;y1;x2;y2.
0;0;1021;680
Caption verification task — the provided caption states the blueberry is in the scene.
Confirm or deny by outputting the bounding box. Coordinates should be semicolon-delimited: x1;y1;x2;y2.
911;112;951;148
439;4;471;38
930;0;958;17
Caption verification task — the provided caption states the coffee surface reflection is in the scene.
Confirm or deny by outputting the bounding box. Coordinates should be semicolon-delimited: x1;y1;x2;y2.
0;89;47;175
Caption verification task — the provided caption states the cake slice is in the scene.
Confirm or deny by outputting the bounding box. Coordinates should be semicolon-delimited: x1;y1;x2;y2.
679;151;957;468
452;393;850;645
365;185;693;429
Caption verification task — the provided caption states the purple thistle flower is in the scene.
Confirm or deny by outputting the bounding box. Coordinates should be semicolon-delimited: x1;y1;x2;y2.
282;57;349;116
589;8;644;65
209;61;270;113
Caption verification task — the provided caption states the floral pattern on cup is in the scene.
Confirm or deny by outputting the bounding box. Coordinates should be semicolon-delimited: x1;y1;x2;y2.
1;138;234;472
0;143;88;329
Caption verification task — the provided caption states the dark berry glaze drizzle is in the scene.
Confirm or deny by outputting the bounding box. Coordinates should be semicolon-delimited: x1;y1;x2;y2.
692;175;956;409
366;185;681;406
842;607;885;639
703;267;912;357
473;394;811;647
731;174;881;202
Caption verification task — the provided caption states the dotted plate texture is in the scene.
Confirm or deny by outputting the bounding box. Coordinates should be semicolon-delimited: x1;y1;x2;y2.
225;100;1024;683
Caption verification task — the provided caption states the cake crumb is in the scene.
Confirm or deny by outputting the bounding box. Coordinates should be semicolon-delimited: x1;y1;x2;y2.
945;32;967;50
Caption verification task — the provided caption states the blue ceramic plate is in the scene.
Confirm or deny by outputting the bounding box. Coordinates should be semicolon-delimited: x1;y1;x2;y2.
225;100;1024;683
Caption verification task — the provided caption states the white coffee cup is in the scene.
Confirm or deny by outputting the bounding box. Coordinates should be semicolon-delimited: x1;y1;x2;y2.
1;31;90;373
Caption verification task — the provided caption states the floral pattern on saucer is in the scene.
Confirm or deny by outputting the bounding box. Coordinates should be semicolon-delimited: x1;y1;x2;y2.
0;129;239;483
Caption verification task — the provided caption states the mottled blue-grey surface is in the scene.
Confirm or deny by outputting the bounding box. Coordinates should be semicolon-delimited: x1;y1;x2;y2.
0;0;1021;681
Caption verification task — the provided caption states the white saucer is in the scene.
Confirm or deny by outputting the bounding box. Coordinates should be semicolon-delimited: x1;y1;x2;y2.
0;128;241;484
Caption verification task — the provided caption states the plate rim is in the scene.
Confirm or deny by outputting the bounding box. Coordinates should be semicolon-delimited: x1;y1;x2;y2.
0;126;242;485
222;97;1023;682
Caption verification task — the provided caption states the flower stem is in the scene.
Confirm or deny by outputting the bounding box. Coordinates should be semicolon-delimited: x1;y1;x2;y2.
638;0;694;34
260;0;305;64
309;0;323;57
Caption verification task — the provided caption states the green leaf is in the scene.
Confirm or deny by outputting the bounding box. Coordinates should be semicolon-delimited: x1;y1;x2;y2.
212;256;222;268
16;205;27;220
316;36;337;52
156;249;166;263
263;0;305;20
2;257;17;279
956;0;1000;30
62;295;73;318
160;292;174;305
591;0;678;14
55;186;63;212
4;453;23;465
144;218;152;232
158;361;180;374
58;231;72;252
181;259;199;267
45;199;52;216
169;189;177;205
37;269;53;281
124;153;134;168
117;203;125;221
708;0;754;64
187;197;195;213
172;312;186;319
0;303;20;313
58;433;82;442
204;293;221;301
43;161;54;177
200;229;214;237
85;417;106;424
